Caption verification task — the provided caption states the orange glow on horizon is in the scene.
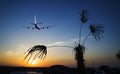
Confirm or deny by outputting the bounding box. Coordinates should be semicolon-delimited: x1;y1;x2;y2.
0;52;76;67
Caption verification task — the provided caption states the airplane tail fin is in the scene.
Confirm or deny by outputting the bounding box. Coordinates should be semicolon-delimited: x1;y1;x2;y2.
34;15;37;24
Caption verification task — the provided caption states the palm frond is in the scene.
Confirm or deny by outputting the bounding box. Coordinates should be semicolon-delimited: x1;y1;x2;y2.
24;45;47;63
89;24;104;40
80;9;88;23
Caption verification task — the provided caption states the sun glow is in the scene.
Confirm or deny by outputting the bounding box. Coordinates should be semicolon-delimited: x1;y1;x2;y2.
31;60;37;65
25;59;38;66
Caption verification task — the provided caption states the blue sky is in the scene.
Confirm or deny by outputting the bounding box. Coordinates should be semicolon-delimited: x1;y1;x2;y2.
0;0;120;67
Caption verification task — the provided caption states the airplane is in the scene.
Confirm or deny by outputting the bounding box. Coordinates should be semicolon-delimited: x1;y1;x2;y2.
26;16;55;30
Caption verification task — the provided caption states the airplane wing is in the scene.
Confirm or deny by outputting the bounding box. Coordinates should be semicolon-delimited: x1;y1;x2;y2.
45;25;55;28
40;25;55;29
30;22;42;25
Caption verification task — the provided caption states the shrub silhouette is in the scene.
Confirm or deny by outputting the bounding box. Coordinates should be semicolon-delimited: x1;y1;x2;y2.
116;50;120;61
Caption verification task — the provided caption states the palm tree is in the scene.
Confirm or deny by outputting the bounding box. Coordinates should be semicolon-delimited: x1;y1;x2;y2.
74;9;104;74
74;23;104;74
116;50;120;61
73;9;88;74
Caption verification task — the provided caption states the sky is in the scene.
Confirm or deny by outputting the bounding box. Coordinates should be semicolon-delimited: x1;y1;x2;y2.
0;0;120;67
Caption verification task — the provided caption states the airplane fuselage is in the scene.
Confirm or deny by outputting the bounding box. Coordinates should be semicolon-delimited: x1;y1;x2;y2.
34;24;40;29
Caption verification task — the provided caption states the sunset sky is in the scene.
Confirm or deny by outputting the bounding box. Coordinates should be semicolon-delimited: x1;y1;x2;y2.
0;0;120;67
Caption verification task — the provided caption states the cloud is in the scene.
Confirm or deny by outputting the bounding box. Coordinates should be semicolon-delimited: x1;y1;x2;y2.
47;35;93;47
1;44;28;56
2;50;17;56
17;44;26;50
47;38;78;47
47;41;65;46
4;51;13;55
53;41;65;45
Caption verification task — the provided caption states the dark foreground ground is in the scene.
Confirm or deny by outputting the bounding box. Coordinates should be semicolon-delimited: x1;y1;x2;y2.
0;65;77;74
0;65;120;74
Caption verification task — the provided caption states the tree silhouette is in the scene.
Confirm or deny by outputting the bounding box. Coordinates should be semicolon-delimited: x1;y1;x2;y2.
116;50;120;61
24;9;104;74
73;9;104;74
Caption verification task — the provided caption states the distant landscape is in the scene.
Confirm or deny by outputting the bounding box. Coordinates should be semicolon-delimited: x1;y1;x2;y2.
0;65;120;74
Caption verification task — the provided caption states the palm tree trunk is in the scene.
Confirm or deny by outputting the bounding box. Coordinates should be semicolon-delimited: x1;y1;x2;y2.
79;23;83;44
75;44;85;74
77;55;85;74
